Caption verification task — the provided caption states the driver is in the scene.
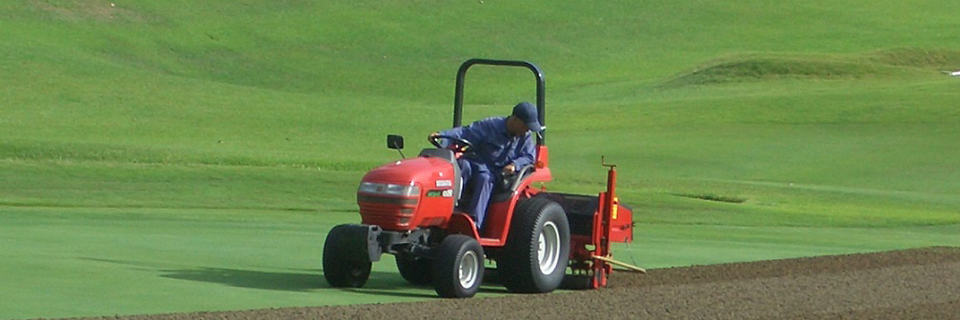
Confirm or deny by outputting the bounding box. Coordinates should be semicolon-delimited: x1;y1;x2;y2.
428;102;544;231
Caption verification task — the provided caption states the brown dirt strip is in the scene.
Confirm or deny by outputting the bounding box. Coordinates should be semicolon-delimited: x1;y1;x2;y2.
51;246;960;320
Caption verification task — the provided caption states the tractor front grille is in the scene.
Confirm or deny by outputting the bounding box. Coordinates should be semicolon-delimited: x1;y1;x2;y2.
358;195;417;229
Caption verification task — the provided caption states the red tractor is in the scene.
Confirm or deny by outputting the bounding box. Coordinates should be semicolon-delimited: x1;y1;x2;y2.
323;59;638;298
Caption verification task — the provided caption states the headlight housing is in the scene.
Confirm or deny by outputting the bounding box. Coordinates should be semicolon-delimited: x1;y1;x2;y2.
358;182;420;197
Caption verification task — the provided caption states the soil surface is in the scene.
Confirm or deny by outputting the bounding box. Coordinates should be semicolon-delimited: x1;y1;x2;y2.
57;247;960;320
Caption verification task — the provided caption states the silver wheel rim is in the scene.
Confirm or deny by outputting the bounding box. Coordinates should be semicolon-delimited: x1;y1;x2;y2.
459;250;479;289
537;221;561;275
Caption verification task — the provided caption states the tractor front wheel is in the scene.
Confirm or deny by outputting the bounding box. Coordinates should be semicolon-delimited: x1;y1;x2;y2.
322;225;373;288
433;235;484;298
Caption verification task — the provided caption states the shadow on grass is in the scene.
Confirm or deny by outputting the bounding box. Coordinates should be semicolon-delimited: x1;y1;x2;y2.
160;267;442;298
84;257;502;298
160;267;325;292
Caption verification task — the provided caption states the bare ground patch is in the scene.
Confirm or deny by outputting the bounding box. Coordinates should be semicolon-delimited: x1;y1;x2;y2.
49;246;960;320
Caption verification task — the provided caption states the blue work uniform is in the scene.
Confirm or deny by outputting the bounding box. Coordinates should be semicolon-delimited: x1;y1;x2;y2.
440;117;536;230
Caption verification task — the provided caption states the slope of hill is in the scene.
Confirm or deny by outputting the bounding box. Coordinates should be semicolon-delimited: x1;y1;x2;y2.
1;0;959;318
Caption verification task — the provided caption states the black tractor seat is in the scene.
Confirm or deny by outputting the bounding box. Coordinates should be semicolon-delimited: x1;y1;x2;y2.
490;164;535;202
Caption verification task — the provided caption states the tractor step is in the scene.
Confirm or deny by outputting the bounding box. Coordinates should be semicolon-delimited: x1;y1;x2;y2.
478;237;503;247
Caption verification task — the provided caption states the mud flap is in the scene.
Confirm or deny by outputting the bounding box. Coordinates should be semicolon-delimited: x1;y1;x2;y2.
335;224;384;262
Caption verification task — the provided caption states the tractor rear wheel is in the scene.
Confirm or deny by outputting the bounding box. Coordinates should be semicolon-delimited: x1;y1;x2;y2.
432;235;484;298
499;197;570;293
322;225;372;288
396;252;433;285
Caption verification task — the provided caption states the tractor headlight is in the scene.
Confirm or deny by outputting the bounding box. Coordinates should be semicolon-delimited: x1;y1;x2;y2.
358;182;380;194
358;182;420;197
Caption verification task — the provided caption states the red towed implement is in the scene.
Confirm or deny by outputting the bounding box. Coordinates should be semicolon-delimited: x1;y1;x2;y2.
323;59;643;298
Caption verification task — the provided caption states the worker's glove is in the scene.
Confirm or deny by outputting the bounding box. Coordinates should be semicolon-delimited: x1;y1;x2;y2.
502;164;516;176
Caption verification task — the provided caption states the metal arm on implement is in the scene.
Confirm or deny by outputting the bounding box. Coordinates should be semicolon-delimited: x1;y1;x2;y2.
564;157;645;289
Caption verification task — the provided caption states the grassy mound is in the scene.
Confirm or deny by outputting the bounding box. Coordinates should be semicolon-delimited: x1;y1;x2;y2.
665;48;960;86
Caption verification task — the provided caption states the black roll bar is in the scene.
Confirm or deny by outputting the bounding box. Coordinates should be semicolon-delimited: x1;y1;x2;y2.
453;59;546;145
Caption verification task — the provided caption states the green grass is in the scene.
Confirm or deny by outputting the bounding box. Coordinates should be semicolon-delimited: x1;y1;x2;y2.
2;0;960;318
0;206;427;318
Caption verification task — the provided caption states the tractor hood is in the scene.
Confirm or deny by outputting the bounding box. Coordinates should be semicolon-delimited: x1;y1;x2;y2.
356;156;458;231
361;157;455;187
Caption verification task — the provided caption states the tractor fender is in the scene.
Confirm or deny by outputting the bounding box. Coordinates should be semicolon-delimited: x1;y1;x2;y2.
446;213;481;241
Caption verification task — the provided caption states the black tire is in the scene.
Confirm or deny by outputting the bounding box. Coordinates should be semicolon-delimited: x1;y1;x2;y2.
499;197;571;293
432;235;484;298
396;253;433;285
322;225;372;288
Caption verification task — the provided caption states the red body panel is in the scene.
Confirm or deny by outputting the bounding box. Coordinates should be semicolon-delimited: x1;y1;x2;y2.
447;213;480;240
357;157;457;231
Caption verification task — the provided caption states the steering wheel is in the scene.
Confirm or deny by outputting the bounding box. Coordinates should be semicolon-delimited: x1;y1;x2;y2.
429;135;474;154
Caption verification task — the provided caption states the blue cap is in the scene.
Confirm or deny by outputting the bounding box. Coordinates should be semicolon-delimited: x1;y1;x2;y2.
512;102;543;133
